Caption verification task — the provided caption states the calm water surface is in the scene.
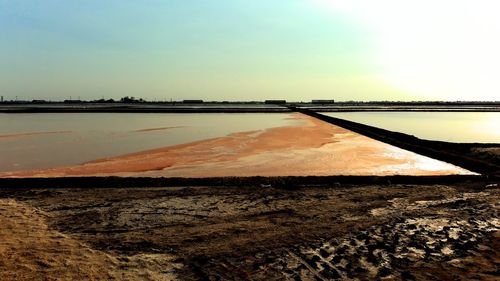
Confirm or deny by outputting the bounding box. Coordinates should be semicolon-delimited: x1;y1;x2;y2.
325;112;500;143
0;113;301;172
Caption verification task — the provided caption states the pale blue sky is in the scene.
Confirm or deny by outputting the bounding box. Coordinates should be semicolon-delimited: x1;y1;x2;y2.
1;1;498;101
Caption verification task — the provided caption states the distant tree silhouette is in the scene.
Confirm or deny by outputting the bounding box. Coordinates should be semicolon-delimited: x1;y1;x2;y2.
93;98;115;103
120;96;144;103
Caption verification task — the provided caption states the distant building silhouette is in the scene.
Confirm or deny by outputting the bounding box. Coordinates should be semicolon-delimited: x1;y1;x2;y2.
32;99;47;104
182;100;204;103
311;99;335;104
265;100;286;104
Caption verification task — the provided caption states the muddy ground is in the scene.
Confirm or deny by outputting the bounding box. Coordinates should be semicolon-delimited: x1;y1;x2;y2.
0;181;498;280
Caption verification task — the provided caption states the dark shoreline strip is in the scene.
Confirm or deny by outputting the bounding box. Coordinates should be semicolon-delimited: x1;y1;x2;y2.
0;175;496;189
1;102;499;113
292;107;500;175
0;107;291;113
2;108;500;113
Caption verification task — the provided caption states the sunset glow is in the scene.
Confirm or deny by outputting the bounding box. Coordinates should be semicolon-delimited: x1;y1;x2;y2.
314;0;500;101
1;1;499;101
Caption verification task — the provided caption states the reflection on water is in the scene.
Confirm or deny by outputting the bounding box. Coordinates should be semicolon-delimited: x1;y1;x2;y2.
0;113;474;177
325;112;500;143
0;113;303;172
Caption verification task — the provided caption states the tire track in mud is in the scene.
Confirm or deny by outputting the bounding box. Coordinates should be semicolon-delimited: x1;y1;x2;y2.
1;183;498;280
277;215;498;280
185;187;499;280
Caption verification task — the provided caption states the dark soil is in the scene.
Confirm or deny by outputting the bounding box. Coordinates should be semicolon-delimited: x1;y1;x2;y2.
1;180;498;280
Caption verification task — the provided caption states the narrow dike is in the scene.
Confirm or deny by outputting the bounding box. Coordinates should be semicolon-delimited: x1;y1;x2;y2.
291;107;500;176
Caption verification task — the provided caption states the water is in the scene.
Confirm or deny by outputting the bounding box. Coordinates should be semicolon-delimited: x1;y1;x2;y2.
0;113;475;176
324;112;500;143
0;113;301;172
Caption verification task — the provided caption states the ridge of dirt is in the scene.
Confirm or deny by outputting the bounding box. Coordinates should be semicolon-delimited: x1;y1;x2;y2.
0;199;181;281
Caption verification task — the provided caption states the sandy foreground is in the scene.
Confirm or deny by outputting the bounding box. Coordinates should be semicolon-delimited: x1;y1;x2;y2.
0;199;180;281
0;113;473;178
0;182;498;280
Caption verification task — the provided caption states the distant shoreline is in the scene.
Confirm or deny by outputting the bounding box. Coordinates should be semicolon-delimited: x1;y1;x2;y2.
0;102;499;113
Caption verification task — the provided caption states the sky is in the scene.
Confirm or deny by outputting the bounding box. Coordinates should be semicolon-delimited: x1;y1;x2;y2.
0;0;499;102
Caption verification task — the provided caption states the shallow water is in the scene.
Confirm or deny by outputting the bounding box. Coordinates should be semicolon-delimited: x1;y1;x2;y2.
0;113;474;177
0;113;302;172
324;112;500;143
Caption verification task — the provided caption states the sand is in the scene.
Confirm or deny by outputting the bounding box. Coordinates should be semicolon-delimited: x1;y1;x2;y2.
133;126;185;133
0;131;72;140
0;113;474;178
0;199;180;281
